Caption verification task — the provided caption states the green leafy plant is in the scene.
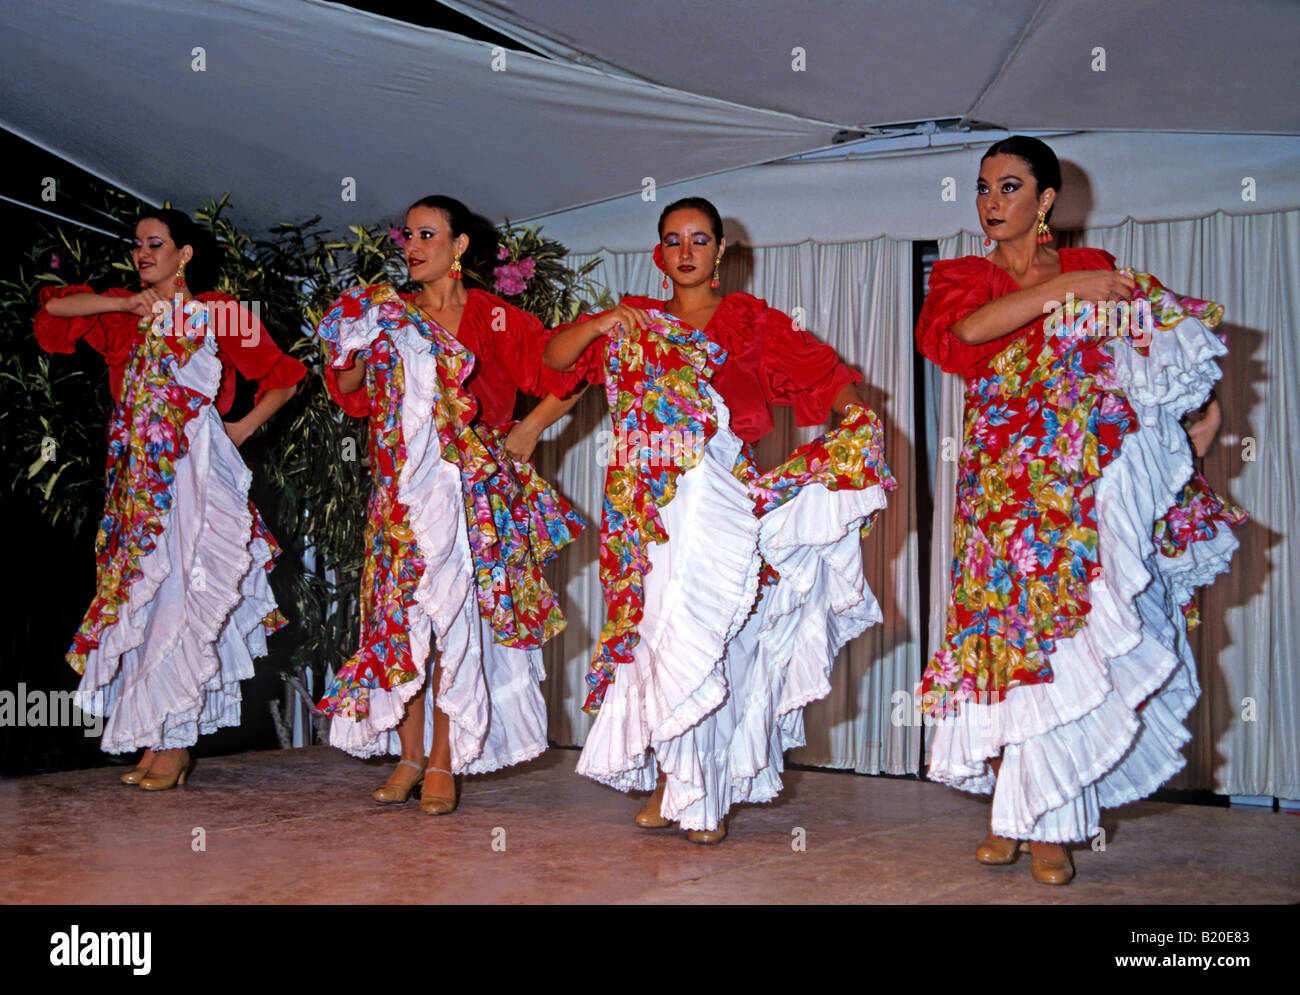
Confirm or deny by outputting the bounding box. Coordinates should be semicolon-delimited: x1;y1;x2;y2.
488;222;613;326
0;184;140;534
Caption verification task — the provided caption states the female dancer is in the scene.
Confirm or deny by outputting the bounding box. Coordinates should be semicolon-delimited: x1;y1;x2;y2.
316;195;584;813
545;197;895;843
916;136;1244;883
35;208;305;788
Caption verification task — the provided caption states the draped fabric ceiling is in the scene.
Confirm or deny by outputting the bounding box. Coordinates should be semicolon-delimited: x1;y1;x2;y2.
1;0;1296;236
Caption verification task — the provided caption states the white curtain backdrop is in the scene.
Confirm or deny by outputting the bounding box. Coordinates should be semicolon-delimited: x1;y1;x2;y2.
537;239;923;775
925;213;1299;799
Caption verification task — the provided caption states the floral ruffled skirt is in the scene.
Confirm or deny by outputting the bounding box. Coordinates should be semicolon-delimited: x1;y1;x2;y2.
924;273;1245;841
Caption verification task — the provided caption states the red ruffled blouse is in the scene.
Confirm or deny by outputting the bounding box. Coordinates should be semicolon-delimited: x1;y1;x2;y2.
35;285;306;414
324;288;566;426
564;292;862;444
915;248;1117;377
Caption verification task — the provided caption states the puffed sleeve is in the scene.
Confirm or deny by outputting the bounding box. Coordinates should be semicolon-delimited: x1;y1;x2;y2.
490;298;579;400
756;306;863;427
203;295;307;405
34;285;137;359
914;258;1005;376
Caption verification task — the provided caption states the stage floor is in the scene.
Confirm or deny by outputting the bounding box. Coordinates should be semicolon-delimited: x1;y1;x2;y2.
1;746;1295;904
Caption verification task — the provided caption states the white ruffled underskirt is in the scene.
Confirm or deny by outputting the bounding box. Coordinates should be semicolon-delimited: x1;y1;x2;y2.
576;388;888;830
77;337;279;754
325;310;547;774
927;311;1239;842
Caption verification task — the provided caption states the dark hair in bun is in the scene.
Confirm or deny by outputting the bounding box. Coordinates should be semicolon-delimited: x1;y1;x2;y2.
135;208;220;294
982;136;1062;220
407;195;501;280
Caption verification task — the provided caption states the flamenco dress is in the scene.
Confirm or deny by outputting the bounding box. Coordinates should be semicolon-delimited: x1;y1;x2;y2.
315;285;583;773
566;293;896;831
34;286;305;752
917;249;1246;842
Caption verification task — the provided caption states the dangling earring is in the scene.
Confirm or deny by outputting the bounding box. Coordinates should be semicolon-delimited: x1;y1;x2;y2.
175;258;187;290
653;244;669;290
1036;210;1052;245
710;257;721;290
449;252;463;280
984;236;992;247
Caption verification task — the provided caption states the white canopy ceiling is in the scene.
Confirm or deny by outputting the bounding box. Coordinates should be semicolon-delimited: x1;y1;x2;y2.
445;0;1300;134
0;0;835;232
1;0;1297;237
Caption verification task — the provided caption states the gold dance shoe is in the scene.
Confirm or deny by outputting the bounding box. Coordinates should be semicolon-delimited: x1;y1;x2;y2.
138;749;193;791
1029;843;1074;885
373;759;425;805
120;749;156;785
686;818;728;845
420;766;459;815
634;780;673;828
975;834;1027;865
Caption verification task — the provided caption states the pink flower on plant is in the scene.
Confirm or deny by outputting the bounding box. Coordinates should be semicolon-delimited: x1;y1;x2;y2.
388;227;406;247
49;252;61;271
497;246;510;261
493;259;532;296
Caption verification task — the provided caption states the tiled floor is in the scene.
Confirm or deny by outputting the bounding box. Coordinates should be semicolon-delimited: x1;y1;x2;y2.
1;746;1295;904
